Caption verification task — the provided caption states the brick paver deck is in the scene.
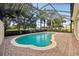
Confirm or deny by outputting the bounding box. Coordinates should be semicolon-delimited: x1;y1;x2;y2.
0;32;79;56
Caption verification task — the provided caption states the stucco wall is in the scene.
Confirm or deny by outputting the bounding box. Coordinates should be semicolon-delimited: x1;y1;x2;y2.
72;4;79;40
72;4;79;21
0;20;4;45
73;20;79;40
75;12;79;40
77;20;79;40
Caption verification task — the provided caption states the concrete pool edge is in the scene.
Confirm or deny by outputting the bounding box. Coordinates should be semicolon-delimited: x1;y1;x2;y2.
11;32;57;50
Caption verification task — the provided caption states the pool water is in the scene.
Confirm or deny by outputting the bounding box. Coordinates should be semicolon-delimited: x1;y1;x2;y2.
16;32;53;47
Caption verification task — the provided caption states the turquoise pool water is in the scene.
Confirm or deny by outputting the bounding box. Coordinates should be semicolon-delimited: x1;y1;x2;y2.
16;32;53;47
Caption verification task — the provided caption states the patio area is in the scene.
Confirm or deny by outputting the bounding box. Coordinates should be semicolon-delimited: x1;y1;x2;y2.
0;32;79;56
0;3;79;56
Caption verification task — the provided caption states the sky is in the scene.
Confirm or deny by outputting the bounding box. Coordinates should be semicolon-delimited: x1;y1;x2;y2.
33;3;71;27
33;3;70;17
33;3;70;11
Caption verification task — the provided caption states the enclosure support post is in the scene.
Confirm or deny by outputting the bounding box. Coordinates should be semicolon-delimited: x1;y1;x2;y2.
70;20;72;32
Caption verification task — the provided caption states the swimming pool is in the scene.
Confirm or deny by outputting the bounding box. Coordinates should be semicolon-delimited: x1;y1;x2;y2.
11;32;56;50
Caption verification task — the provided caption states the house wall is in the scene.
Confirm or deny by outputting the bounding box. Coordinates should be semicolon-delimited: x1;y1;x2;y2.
73;20;79;40
72;4;79;40
77;19;79;40
0;20;4;45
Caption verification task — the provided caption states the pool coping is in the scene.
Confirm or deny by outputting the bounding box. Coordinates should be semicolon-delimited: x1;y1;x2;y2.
11;32;57;50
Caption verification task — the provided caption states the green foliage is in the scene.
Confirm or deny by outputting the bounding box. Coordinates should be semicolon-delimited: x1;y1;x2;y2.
0;3;67;32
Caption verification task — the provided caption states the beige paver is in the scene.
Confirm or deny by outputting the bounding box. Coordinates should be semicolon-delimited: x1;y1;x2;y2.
0;32;79;56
